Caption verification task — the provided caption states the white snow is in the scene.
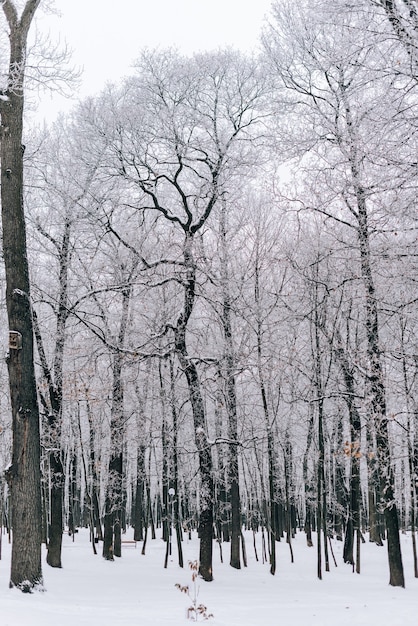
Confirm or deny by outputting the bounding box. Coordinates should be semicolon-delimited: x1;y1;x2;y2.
1;529;417;625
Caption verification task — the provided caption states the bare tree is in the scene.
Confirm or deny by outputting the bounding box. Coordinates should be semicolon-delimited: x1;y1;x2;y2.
85;48;266;580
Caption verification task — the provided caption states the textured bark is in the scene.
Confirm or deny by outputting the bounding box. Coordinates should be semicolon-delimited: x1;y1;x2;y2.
103;284;131;560
254;258;277;575
1;0;43;592
356;180;404;587
44;218;71;568
85;397;103;542
175;234;214;582
311;269;330;580
169;356;184;568
303;406;315;547
32;217;71;569
219;200;241;570
33;320;64;569
133;445;146;542
46;449;63;568
330;330;361;570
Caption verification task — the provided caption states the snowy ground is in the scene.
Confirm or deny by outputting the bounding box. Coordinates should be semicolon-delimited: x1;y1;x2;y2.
1;528;418;625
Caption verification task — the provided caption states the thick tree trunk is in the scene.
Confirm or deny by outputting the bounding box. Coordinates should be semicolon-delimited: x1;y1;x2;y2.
357;199;404;587
175;234;213;582
178;354;214;581
1;0;43;591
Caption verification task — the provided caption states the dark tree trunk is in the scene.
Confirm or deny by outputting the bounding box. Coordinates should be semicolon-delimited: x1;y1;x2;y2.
83;394;103;543
175;233;213;582
102;283;131;560
311;267;329;580
46;450;64;567
133;444;146;542
219;199;241;569
366;421;383;545
169;356;184;568
284;431;294;562
102;509;114;561
1;0;43;591
159;361;170;545
358;206;404;586
316;397;325;580
330;329;361;570
68;455;78;537
112;453;123;558
303;405;315;547
254;254;277;575
214;376;229;545
33;312;66;568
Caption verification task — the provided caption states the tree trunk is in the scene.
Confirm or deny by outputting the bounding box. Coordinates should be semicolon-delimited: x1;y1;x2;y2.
1;0;43;591
102;280;132;560
174;233;213;582
133;444;146;542
46;449;64;567
219;199;242;569
169;356;184;568
330;328;361;571
33;310;66;569
303;405;315;547
358;201;404;586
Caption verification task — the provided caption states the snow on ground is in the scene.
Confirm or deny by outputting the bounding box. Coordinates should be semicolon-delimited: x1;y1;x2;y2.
1;528;418;625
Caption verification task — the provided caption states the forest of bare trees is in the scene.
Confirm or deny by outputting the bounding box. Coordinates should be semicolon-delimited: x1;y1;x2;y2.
1;0;418;593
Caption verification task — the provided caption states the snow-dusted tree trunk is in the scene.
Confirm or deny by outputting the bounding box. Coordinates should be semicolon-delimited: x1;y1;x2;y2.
356;191;404;586
0;0;43;591
103;283;132;561
32;215;72;569
219;199;242;570
174;232;214;581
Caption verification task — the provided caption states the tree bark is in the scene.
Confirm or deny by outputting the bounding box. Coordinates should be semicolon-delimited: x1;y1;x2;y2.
174;233;214;582
254;256;277;575
1;0;43;592
219;200;241;570
356;175;404;587
103;285;131;560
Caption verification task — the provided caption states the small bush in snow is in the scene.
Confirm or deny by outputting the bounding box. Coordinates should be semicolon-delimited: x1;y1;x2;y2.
175;560;213;622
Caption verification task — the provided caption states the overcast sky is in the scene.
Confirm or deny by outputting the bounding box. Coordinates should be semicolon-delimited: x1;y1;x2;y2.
34;0;273;120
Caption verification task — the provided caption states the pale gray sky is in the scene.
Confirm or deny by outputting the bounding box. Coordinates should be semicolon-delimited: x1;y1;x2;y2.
34;0;273;120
